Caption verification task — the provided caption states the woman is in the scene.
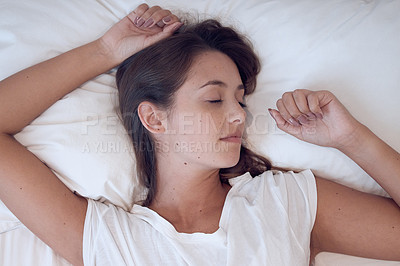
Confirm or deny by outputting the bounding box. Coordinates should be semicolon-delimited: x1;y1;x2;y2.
0;4;399;265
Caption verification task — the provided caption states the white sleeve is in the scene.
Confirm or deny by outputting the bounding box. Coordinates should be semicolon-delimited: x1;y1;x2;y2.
224;170;318;265
82;199;136;266
267;170;317;243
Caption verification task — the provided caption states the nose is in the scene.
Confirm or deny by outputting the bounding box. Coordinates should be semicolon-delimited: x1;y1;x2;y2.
227;101;246;124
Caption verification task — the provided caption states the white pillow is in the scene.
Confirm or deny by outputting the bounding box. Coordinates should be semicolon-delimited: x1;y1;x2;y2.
160;0;400;197
1;0;147;212
1;0;399;216
238;0;400;197
1;0;399;219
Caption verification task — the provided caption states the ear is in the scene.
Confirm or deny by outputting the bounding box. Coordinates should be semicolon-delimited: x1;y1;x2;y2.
137;101;166;134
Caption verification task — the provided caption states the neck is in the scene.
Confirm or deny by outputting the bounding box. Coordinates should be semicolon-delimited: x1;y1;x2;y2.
148;153;230;233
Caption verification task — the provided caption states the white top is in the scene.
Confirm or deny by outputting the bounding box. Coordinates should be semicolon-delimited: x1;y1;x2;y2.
83;170;317;266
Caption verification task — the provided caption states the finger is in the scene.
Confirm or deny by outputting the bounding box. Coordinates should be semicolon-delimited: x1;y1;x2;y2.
145;10;179;28
292;89;317;120
162;14;180;25
159;21;183;37
146;22;183;45
156;20;166;28
127;4;149;25
143;9;172;28
136;6;163;28
156;14;179;27
133;3;150;19
276;98;301;127
268;108;301;137
149;9;173;25
281;91;304;120
133;3;150;15
307;92;324;119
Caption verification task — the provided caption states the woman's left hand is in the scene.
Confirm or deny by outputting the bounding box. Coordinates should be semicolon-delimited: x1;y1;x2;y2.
98;4;182;65
268;89;363;149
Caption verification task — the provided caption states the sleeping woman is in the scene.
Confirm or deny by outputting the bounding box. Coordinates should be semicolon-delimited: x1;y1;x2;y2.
0;4;399;266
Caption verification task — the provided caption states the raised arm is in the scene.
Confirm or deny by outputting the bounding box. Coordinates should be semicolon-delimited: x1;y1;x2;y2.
269;90;400;260
0;4;181;265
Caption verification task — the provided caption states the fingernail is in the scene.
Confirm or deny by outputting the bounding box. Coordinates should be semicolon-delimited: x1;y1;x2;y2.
316;112;323;119
289;117;300;126
307;112;317;120
163;16;172;23
297;114;309;124
136;17;145;27
143;18;154;28
172;22;183;31
134;16;139;24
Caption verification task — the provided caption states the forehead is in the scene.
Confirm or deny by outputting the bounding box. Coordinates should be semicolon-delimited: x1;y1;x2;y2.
186;51;242;84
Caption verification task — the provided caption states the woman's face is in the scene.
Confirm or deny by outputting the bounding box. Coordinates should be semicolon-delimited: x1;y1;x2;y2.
159;51;246;170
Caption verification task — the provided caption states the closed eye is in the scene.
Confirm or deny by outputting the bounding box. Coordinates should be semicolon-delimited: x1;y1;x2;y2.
208;100;247;108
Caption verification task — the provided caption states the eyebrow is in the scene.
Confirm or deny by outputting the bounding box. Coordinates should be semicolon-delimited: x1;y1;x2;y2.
199;80;244;91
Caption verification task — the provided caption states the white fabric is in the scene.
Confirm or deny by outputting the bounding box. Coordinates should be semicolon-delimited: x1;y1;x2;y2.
0;225;71;266
1;0;400;265
83;170;317;266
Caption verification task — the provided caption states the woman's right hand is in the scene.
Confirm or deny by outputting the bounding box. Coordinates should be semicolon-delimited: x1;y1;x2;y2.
98;4;182;65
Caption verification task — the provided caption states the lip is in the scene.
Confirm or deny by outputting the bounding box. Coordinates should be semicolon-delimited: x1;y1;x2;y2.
220;130;243;143
220;136;242;143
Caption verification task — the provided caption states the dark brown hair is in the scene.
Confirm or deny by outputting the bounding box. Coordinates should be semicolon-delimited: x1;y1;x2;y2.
116;19;271;206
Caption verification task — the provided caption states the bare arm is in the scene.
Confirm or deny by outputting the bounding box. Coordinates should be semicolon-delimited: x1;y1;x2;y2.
0;41;116;135
313;125;400;260
0;4;181;265
313;176;400;260
338;124;400;206
269;89;400;260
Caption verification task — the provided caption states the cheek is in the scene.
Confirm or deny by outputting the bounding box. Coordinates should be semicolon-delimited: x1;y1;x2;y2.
195;112;227;136
165;102;228;136
164;112;201;136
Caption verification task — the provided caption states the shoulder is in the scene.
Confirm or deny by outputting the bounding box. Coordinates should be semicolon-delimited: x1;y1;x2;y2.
83;200;151;264
267;169;316;193
84;199;144;232
226;170;318;258
229;169;316;196
228;170;317;213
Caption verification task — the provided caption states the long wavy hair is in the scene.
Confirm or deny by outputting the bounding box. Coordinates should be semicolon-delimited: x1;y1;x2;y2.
116;19;272;206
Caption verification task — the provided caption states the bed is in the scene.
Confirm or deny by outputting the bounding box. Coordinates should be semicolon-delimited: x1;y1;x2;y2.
0;0;399;265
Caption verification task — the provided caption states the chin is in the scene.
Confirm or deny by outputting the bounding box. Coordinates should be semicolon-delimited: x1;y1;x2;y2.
205;141;242;168
219;153;241;168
